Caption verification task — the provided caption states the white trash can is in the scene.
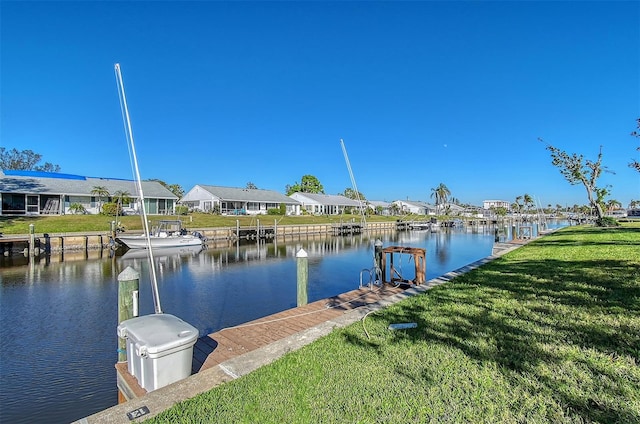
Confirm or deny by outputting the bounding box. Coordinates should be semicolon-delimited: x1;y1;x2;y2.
117;314;199;392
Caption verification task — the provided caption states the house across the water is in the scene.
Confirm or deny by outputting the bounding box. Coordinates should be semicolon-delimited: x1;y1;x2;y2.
288;192;363;215
180;185;301;215
0;170;177;216
367;200;392;216
391;200;435;215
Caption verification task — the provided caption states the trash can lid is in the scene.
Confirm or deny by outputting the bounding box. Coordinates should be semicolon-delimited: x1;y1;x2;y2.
117;314;199;354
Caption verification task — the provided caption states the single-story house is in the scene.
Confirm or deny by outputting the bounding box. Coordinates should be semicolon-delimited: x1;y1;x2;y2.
0;170;178;216
628;208;640;218
367;200;392;216
483;200;511;210
436;202;467;216
392;200;435;215
180;185;301;215
289;192;363;215
606;209;628;218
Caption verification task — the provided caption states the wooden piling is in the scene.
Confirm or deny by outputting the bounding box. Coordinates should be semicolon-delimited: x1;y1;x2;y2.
374;239;383;271
296;248;308;306
117;266;140;363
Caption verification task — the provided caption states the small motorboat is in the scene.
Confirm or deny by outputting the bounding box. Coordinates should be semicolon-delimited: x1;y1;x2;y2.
116;219;205;249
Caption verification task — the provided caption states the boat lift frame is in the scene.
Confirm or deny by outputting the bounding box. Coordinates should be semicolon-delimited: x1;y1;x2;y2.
380;246;426;286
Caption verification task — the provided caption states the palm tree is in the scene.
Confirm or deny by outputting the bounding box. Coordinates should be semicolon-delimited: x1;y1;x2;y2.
430;183;451;215
494;206;508;219
113;190;132;214
523;193;534;213
91;186;110;213
514;196;523;216
68;203;87;214
606;199;622;212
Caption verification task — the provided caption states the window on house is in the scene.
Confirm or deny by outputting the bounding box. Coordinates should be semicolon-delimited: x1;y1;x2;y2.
1;194;26;214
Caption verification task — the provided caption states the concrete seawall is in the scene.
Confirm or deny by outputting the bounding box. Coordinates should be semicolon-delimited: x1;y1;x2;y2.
1;222;398;255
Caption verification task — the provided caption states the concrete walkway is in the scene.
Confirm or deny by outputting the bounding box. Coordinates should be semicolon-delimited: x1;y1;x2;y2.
75;239;532;424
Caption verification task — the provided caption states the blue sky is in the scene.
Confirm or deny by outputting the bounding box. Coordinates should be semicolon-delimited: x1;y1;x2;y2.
2;1;638;208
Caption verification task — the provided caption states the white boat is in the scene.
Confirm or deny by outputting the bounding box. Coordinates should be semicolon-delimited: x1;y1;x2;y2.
116;219;205;249
409;221;431;230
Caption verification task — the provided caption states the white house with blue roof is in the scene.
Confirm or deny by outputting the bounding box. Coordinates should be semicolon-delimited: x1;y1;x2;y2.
0;170;178;216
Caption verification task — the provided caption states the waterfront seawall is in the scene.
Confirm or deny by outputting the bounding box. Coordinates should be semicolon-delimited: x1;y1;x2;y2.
1;222;398;255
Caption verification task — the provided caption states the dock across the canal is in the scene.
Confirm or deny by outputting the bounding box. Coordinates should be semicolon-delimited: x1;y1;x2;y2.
331;222;362;235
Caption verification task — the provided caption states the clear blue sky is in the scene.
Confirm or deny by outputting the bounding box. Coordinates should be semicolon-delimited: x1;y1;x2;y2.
2;1;639;208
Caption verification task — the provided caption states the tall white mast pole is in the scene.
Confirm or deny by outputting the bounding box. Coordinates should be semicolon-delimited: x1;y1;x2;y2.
114;63;162;314
340;139;366;227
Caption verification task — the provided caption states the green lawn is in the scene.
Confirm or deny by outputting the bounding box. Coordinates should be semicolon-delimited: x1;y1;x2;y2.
145;224;639;424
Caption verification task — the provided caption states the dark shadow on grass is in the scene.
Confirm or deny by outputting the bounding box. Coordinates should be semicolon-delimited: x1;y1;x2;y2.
340;331;385;353
533;226;640;247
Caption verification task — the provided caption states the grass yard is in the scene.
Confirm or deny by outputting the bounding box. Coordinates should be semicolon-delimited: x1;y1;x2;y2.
145;224;640;424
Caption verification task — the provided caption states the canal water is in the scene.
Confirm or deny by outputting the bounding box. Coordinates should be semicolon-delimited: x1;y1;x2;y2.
0;223;560;423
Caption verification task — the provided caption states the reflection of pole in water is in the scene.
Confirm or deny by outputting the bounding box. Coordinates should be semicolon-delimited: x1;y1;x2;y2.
434;230;451;265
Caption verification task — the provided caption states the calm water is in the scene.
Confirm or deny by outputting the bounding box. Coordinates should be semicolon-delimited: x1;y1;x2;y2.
0;224;560;424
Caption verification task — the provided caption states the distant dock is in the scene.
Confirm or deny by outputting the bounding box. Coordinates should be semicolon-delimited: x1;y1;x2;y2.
331;223;362;235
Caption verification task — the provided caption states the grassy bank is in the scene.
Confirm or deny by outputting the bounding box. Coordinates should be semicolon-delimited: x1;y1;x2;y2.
145;224;639;423
0;213;403;235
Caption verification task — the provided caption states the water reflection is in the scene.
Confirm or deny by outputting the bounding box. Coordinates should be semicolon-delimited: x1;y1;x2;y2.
435;230;452;265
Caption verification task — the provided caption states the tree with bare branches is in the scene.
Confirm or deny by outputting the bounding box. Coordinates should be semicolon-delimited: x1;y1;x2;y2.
0;148;60;172
630;118;640;172
540;139;612;223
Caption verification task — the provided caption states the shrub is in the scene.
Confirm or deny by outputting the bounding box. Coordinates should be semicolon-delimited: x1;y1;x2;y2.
596;216;620;227
267;208;281;215
175;205;189;215
101;202;122;216
69;203;87;214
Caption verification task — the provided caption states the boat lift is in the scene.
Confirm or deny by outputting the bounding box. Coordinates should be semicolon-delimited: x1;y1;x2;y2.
381;246;426;286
